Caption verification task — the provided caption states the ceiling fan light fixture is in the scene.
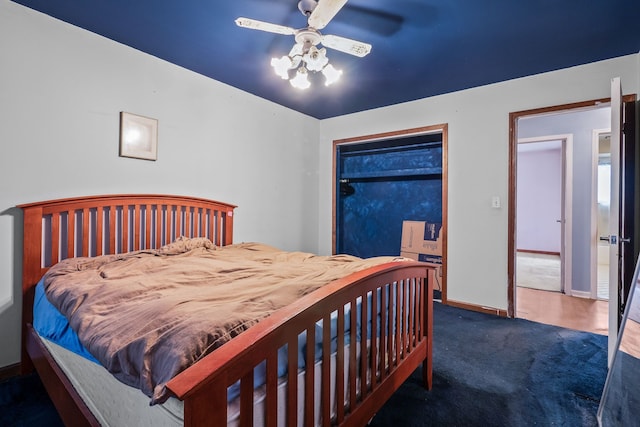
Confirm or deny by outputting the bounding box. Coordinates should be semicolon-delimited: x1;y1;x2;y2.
236;0;370;90
322;63;342;86
270;55;293;79
290;67;311;90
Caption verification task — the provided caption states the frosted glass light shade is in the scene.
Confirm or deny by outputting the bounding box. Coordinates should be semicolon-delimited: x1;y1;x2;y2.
290;67;311;89
322;63;342;86
271;56;292;79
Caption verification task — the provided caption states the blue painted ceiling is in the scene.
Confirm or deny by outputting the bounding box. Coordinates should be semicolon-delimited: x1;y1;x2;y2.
11;0;640;119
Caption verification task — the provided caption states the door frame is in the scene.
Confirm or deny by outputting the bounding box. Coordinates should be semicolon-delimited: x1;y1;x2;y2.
508;97;634;317
332;124;448;302
516;134;573;295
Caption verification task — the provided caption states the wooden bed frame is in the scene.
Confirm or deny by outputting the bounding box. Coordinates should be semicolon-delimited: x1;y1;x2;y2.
19;194;434;427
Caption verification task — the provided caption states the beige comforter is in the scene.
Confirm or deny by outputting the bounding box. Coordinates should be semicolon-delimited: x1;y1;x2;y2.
42;238;404;404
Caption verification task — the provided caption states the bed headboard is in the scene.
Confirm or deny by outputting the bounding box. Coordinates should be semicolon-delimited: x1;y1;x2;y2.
18;194;236;332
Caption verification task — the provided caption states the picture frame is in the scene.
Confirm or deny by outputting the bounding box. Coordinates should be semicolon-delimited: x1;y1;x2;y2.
119;112;158;161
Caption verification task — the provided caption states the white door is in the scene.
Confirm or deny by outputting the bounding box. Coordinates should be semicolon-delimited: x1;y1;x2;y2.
607;77;622;365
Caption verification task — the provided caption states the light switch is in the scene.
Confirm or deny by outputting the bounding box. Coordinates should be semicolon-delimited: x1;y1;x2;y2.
491;196;501;208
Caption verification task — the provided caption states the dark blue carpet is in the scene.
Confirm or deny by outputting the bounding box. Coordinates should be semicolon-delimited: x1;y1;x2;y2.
0;372;63;426
0;303;607;426
370;303;607;426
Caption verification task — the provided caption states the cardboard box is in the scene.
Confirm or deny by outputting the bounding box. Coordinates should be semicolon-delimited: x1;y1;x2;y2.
400;251;443;288
400;220;443;256
400;220;443;283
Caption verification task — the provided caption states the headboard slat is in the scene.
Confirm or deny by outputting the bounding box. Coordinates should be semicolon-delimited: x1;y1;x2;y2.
155;206;162;249
200;210;207;242
96;207;104;256
146;206;153;250
123;206;130;253
67;210;75;259
109;206;116;255
185;206;192;238
51;212;60;266
134;204;141;251
211;212;218;246
82;208;90;257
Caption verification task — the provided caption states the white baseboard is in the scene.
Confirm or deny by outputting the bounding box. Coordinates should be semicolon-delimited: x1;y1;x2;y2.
567;289;592;299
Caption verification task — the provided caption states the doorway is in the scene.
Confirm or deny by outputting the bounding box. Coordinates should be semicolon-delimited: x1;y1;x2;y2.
509;92;637;350
515;137;569;295
508;100;614;333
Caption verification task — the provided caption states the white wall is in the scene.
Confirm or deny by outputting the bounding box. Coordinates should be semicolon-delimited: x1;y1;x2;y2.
0;1;319;368
319;54;639;311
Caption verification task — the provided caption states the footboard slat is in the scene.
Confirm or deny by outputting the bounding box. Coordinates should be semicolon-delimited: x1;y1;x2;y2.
322;313;332;427
305;325;316;426
287;337;298;427
349;296;358;414
380;284;388;381
395;281;402;365
266;353;278;427
240;370;254;426
336;307;346;424
409;279;415;352
359;291;368;400
370;289;377;389
386;286;394;370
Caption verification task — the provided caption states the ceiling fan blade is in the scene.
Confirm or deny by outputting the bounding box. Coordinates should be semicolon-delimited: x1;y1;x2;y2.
321;34;371;57
308;0;348;30
235;17;296;36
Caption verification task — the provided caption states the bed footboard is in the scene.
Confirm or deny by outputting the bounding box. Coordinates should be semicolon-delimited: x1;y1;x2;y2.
169;262;435;427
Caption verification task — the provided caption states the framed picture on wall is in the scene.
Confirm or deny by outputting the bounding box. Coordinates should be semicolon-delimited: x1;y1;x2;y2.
119;112;158;161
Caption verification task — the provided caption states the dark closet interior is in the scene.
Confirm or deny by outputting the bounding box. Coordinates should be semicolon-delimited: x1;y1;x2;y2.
336;133;443;258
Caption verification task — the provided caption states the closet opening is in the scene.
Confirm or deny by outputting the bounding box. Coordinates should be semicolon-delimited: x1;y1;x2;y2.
332;124;448;301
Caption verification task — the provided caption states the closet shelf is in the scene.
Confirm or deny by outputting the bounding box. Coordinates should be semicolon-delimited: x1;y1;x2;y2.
341;167;442;181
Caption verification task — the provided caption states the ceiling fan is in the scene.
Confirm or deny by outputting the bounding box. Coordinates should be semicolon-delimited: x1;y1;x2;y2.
235;0;372;89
